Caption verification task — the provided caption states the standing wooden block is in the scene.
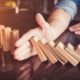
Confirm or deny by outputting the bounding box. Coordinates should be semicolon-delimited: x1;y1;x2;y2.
2;27;11;52
0;25;5;48
47;41;68;65
65;43;80;62
76;45;80;55
10;29;19;54
0;25;5;67
56;42;79;66
30;37;47;62
38;39;57;64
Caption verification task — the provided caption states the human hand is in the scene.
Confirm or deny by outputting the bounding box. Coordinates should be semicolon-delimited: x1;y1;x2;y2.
69;23;80;35
13;13;55;61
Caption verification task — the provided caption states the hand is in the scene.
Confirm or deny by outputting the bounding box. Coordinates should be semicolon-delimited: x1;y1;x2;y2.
69;23;80;35
13;13;55;61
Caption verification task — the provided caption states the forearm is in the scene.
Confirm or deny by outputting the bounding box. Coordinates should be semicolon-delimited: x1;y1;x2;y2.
48;9;71;40
47;0;78;40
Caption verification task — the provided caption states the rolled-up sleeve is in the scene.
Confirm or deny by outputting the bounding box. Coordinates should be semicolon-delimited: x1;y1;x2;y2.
55;0;80;20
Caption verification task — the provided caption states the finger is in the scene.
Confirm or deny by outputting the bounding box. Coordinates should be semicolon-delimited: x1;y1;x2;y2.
15;38;30;47
14;43;31;57
36;13;48;29
70;23;80;28
69;26;80;32
14;47;31;59
14;49;31;60
75;31;80;35
14;48;31;61
22;50;37;60
15;28;42;47
15;33;31;47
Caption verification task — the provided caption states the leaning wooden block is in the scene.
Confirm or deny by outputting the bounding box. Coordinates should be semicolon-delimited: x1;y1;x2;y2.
47;41;68;65
38;39;57;64
56;42;79;66
30;37;47;62
2;27;11;52
76;45;80;55
0;25;5;48
65;43;80;62
10;29;19;54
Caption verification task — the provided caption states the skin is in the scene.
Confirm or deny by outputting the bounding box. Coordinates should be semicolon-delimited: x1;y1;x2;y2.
69;23;80;35
13;8;79;61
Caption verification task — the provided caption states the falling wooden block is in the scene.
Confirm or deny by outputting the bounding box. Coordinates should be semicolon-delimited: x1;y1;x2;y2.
65;43;80;62
38;39;57;64
2;27;11;52
76;45;80;55
30;37;47;62
56;42;79;66
47;41;68;65
0;25;5;48
10;29;19;54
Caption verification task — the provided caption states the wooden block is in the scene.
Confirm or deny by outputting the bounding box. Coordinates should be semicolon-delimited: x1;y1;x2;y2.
47;41;68;65
38;39;57;64
2;27;11;52
0;25;5;48
65;43;80;62
10;29;19;54
30;37;47;62
76;45;80;55
56;42;79;66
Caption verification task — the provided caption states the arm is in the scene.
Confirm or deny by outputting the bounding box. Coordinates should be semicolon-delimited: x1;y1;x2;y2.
48;9;71;40
47;0;78;40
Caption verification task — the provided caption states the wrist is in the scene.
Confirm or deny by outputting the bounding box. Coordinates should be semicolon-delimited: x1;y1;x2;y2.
47;9;71;40
48;9;71;25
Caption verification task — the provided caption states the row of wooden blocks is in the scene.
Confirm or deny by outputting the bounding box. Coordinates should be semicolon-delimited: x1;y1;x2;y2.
0;25;19;53
0;25;80;67
30;37;80;67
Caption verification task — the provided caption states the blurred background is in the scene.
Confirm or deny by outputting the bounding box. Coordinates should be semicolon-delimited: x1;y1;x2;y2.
0;0;63;35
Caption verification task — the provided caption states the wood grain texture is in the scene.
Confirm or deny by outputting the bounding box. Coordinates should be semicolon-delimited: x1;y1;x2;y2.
0;25;5;48
10;29;19;54
2;27;11;52
65;43;80;62
47;41;68;65
56;42;79;66
30;37;47;62
38;39;57;64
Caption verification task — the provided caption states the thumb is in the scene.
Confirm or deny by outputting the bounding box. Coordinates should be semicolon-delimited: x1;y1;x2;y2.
35;13;48;29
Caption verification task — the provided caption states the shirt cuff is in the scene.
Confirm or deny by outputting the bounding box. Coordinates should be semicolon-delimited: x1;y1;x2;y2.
55;0;78;20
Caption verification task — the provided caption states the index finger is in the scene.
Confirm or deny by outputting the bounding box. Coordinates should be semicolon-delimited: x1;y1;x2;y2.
15;28;42;47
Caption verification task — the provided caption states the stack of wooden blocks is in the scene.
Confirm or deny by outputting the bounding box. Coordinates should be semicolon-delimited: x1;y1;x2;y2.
0;25;19;53
30;37;80;67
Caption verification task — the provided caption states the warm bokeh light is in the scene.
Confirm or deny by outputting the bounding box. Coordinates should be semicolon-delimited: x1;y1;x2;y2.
4;1;16;8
